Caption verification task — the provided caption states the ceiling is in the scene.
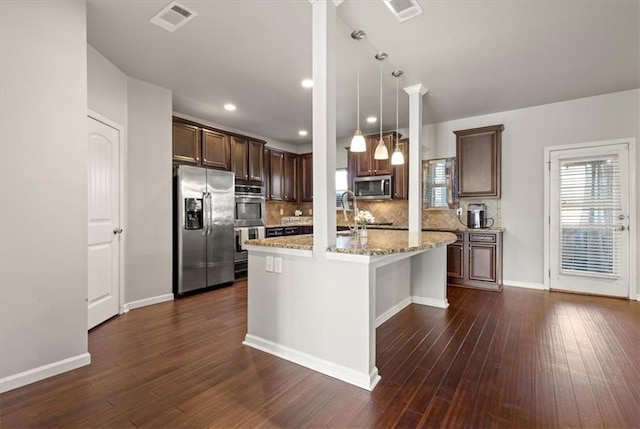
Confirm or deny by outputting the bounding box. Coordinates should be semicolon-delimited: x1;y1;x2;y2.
87;0;639;146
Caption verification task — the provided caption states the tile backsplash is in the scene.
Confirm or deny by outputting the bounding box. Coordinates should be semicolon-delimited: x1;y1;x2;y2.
267;198;501;229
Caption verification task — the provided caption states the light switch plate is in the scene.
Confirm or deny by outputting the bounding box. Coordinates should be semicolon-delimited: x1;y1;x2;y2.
274;257;283;274
280;209;284;215
265;256;274;272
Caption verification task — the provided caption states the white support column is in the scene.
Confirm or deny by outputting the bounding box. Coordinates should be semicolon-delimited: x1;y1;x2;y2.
404;84;428;233
311;0;338;253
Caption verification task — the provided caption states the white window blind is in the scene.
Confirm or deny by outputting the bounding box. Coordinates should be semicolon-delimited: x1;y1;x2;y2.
424;162;447;208
558;155;622;278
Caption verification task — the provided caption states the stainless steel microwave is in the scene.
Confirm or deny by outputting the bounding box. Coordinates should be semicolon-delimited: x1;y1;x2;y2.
353;175;392;200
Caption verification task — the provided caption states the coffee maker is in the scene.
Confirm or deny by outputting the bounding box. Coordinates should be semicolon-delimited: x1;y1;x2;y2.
467;203;494;229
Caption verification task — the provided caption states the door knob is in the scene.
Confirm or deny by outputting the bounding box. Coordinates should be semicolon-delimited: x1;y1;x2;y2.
618;214;626;220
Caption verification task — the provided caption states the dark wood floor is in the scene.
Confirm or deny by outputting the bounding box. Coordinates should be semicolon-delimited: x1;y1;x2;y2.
1;282;639;428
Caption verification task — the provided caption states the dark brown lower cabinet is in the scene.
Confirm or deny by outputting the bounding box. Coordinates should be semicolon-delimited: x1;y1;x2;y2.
447;231;503;291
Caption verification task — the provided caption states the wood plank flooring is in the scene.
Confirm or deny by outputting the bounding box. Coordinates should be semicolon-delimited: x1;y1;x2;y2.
1;282;638;428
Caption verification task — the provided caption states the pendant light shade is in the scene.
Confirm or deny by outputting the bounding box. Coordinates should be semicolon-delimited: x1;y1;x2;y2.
350;30;367;153
373;52;388;160
351;130;366;152
391;69;405;165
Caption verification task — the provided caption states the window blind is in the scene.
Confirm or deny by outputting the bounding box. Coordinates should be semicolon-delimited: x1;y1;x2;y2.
558;155;622;277
424;162;447;208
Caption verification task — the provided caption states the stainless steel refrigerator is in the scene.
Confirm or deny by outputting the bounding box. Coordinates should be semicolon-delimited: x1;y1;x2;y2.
174;165;235;295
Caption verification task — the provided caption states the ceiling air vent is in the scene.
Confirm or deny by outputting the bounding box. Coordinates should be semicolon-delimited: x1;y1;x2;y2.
383;0;423;23
149;1;197;32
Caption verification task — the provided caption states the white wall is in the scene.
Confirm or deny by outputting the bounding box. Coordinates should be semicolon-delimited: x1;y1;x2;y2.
428;89;640;290
126;78;173;303
0;1;89;386
87;45;127;127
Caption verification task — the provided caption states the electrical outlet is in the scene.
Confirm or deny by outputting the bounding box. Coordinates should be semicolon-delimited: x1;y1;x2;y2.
265;256;274;272
280;208;284;215
274;257;283;274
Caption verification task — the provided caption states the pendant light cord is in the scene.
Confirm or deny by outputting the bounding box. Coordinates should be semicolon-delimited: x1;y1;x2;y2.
356;50;360;131
379;58;383;142
395;74;399;148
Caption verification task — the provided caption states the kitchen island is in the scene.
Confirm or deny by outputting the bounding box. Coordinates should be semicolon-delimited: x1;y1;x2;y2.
243;229;456;391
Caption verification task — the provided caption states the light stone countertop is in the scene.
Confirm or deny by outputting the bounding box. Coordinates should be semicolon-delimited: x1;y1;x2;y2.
245;229;457;256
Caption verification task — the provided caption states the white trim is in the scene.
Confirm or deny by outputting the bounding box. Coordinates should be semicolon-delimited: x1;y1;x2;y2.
123;293;174;313
0;353;91;394
243;334;380;391
503;280;547;290
544;138;637;298
376;297;412;327
87;109;127;316
245;245;313;258
411;295;449;309
636;294;640;301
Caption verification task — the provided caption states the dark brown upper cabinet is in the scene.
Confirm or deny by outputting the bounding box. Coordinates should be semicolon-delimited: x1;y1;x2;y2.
172;117;265;183
201;129;230;170
231;137;265;185
268;150;284;200
267;150;296;202
299;153;313;202
231;136;249;181
248;140;264;183
283;153;298;202
356;132;396;176
392;139;409;200
455;124;503;198
172;121;200;165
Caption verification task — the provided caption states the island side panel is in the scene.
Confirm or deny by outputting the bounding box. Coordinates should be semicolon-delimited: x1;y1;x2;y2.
410;246;449;308
244;251;377;390
375;258;412;327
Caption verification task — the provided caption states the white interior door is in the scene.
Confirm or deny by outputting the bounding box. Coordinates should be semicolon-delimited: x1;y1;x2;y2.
88;116;121;329
549;143;630;297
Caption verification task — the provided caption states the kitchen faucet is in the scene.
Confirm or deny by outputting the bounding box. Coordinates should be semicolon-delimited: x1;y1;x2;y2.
340;190;359;235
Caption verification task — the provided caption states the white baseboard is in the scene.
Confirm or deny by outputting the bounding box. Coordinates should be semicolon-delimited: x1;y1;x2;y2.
0;352;91;394
411;295;449;309
123;293;174;313
636;294;640;301
376;297;412;327
243;334;379;391
503;280;547;290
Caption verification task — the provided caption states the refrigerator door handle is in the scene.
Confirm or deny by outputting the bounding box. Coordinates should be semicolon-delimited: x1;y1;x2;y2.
207;192;213;235
202;191;209;236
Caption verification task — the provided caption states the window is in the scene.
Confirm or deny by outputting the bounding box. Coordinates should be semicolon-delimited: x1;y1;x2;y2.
559;158;620;276
336;169;349;209
423;158;457;209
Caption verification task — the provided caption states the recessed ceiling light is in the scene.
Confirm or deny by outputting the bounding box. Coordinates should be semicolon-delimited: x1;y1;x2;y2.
366;116;377;123
301;79;313;88
223;103;236;111
298;130;308;136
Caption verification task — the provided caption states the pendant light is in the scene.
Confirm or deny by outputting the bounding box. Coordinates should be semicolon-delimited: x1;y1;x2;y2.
391;70;405;165
349;30;367;153
373;52;389;160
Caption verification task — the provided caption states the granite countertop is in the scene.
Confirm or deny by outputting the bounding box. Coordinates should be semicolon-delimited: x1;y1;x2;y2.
245;229;457;256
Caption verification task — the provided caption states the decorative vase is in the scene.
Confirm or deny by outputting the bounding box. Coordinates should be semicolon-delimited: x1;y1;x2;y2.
360;224;368;238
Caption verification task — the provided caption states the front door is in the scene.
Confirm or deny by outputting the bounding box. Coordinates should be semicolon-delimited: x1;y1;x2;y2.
548;142;631;297
87;116;121;329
